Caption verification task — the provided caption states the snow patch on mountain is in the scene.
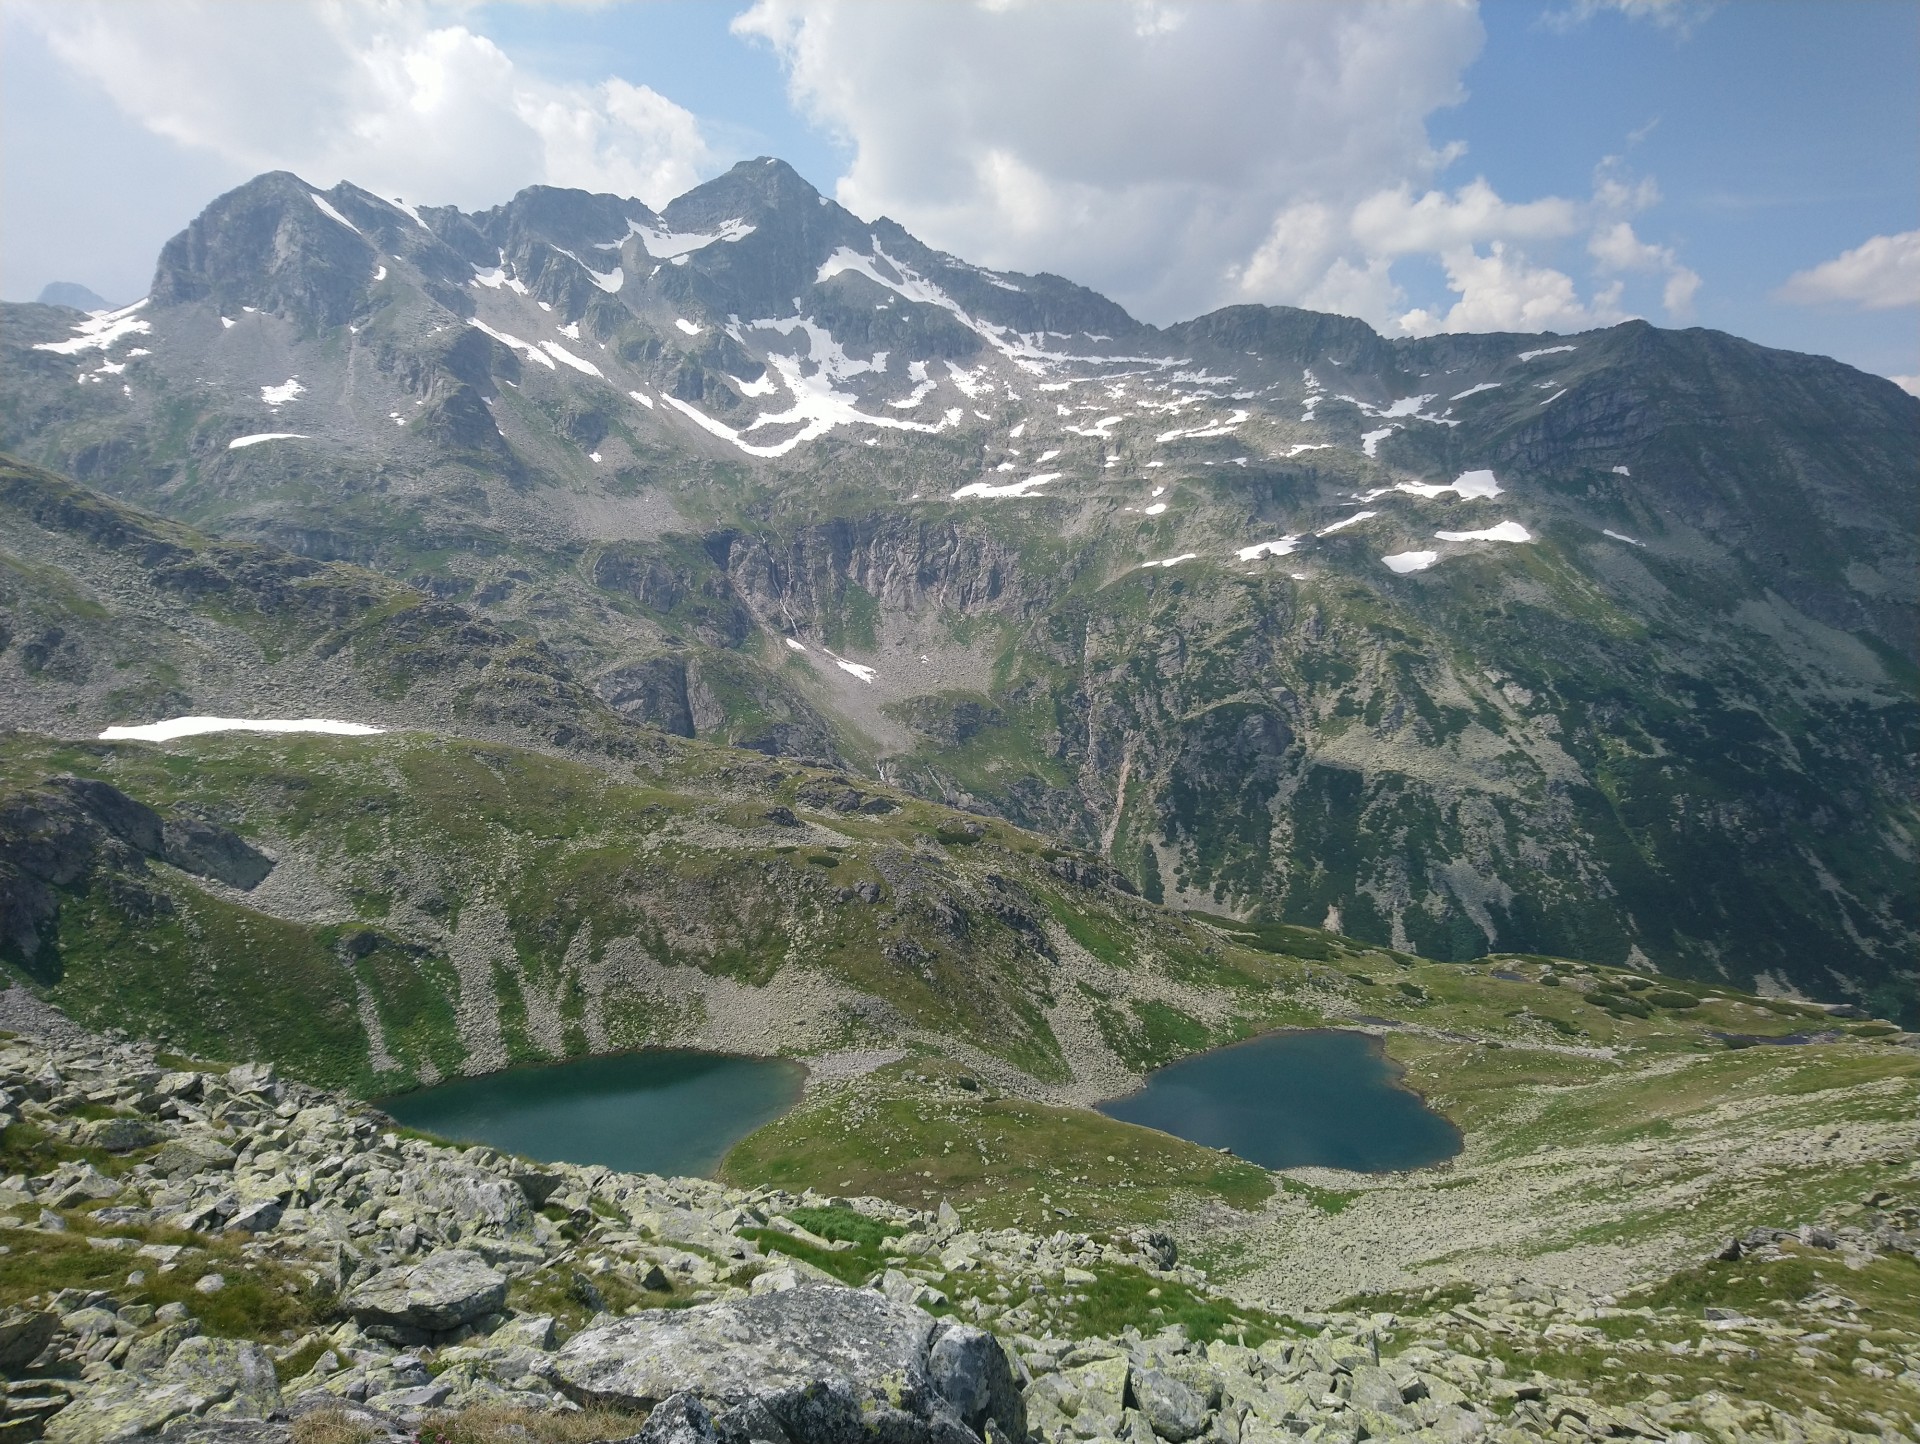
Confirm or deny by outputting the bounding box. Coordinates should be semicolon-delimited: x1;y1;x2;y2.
32;299;151;356
1518;345;1576;362
101;717;385;743
469;319;557;369
261;378;305;409
1382;550;1439;573
952;472;1061;500
541;340;603;377
1319;510;1377;535
1237;537;1301;561
471;256;529;295
309;193;361;235
228;433;309;450
1436;521;1532;543
552;247;623;293
632;217;755;259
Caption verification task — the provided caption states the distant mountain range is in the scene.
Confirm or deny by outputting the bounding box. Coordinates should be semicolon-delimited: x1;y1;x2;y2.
3;158;1915;1023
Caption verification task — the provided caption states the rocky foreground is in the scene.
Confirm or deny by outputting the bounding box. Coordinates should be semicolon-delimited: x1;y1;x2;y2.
2;1021;1916;1444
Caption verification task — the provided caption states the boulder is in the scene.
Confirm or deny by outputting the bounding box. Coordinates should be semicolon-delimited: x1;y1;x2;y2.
398;1158;533;1234
345;1249;509;1337
77;1116;162;1154
163;1335;282;1417
1133;1366;1210;1443
152;1138;238;1179
0;1305;57;1370
43;1337;280;1443
551;1286;1025;1444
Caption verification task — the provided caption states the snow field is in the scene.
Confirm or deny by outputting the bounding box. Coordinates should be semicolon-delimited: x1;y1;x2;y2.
101;717;386;743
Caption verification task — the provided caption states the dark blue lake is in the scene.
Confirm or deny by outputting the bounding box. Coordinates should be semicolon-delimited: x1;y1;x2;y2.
1096;1030;1461;1173
380;1050;806;1178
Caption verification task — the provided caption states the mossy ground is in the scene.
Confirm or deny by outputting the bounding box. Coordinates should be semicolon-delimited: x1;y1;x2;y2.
720;1058;1272;1233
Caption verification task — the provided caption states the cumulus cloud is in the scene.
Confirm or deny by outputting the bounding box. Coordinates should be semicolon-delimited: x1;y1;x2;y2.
1889;375;1920;398
737;0;1695;337
1589;220;1700;318
1398;244;1629;336
14;0;710;209
736;0;1484;322
1776;231;1920;311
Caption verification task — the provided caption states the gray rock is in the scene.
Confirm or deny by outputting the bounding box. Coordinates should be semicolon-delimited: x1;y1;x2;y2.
714;1397;793;1444
163;1335;282;1416
77;1116;162;1154
641;1391;721;1444
928;1323;1025;1440
364;1381;452;1415
400;1159;533;1234
159;818;273;891
156;1423;294;1444
152;1138;238;1179
552;1286;1024;1444
1346;1364;1409;1417
224;1200;284;1234
345;1249;508;1336
0;1305;57;1369
1133;1366;1209;1443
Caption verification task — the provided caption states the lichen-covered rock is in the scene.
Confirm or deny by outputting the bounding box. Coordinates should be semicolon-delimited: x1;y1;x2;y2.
42;1336;280;1444
77;1116;163;1153
151;1138;237;1179
345;1249;508;1336
163;1335;282;1417
1132;1365;1209;1443
398;1158;533;1235
551;1286;1024;1444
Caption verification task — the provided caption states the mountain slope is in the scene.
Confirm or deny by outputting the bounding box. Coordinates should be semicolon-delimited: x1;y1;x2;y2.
1;161;1914;1019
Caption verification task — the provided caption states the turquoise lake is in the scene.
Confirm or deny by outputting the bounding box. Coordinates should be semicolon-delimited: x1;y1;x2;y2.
1096;1029;1462;1172
380;1050;806;1178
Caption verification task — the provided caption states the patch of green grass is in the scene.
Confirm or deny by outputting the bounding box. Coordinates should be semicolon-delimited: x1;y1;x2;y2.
505;1265;696;1337
0;1219;334;1339
1038;1260;1297;1348
720;1064;1271;1233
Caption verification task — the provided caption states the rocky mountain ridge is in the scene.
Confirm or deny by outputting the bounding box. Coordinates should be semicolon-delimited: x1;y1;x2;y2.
2;159;1913;1016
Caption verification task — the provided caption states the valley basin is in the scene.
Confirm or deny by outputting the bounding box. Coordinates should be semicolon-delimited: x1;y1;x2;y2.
1096;1029;1462;1173
379;1049;807;1178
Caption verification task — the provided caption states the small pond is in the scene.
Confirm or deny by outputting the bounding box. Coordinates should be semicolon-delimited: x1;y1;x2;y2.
381;1049;806;1178
1096;1029;1461;1173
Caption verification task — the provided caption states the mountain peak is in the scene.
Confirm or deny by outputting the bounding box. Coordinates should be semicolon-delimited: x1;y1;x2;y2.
35;281;110;312
150;170;377;327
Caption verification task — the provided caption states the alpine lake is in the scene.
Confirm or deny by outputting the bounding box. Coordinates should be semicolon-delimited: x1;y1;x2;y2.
381;1029;1459;1181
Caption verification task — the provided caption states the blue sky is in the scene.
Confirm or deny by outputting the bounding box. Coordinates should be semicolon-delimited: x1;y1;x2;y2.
4;0;1914;385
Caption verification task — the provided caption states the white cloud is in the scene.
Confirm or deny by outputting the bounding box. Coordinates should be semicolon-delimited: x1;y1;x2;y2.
737;0;1693;338
1588;219;1700;319
1351;179;1581;255
15;0;710;210
736;0;1484;323
1776;231;1920;311
1890;375;1920;398
1398;243;1629;337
